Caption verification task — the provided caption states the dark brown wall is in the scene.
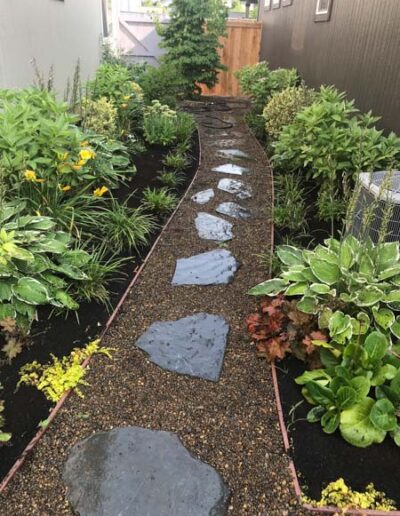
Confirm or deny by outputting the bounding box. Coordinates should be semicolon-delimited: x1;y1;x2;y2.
259;0;400;133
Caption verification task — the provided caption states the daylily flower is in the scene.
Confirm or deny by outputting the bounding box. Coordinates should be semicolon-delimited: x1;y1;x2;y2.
79;149;95;161
24;170;45;183
59;185;71;192
93;186;108;197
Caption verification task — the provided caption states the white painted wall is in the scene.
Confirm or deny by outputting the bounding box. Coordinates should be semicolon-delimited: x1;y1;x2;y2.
0;0;104;95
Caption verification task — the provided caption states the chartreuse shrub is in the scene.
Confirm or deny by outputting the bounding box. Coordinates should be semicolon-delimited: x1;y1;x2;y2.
81;97;118;139
250;236;400;448
160;0;228;96
304;478;396;512
263;85;316;140
18;339;113;402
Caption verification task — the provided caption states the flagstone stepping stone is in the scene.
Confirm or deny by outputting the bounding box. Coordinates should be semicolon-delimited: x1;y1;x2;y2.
134;313;229;381
216;149;253;161
191;188;215;204
195;212;233;241
172;249;239;286
63;426;230;516
217;178;252;200
212;163;249;176
216;202;251;220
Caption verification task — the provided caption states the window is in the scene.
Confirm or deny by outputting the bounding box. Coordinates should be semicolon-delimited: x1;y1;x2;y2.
315;0;333;22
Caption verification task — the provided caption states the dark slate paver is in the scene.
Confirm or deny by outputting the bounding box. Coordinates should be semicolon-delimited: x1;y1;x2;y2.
216;149;252;161
191;188;215;205
195;212;233;241
63;426;230;516
134;313;229;381
217;178;252;200
216;202;251;220
172;249;239;286
212;163;249;176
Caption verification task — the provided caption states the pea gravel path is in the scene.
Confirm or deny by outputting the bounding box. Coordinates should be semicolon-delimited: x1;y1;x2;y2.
0;100;314;515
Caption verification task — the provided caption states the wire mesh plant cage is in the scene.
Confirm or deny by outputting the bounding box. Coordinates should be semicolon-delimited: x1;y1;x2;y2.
350;170;400;243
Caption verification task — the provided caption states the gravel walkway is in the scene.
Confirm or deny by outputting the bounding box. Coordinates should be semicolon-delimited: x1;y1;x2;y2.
0;100;309;515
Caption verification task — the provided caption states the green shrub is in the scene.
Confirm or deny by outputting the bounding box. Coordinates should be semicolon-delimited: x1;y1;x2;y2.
81;97;118;139
160;0;228;96
139;63;186;108
143;101;178;146
236;62;299;112
263;85;316;139
142;187;178;214
175;112;196;145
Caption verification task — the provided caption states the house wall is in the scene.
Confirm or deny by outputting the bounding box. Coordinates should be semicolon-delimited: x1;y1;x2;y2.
259;0;400;134
0;0;104;95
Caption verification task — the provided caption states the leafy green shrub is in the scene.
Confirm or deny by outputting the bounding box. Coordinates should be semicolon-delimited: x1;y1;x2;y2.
250;236;400;447
160;0;228;96
263;85;316;140
236;62;299;112
81;97;118;139
142;187;178;214
143;101;178;146
139;63;186;108
175;112;196;145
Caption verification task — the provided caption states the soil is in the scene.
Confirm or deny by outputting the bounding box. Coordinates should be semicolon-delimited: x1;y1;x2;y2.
0;134;199;482
0;100;306;516
277;356;400;505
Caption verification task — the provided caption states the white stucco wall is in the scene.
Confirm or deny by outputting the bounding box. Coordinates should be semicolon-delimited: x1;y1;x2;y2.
0;0;104;95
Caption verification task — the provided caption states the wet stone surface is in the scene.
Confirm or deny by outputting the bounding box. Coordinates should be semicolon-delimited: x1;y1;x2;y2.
212;163;249;176
216;149;253;161
63;426;230;516
172;249;239;286
134;313;229;381
216;202;251;220
191;188;215;205
217;178;252;200
195;212;233;241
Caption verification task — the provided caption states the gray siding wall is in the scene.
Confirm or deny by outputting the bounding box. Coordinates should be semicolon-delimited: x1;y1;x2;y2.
259;0;400;134
0;0;103;95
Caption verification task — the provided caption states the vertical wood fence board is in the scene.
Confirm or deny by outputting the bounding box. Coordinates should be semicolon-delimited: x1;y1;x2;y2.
201;19;262;97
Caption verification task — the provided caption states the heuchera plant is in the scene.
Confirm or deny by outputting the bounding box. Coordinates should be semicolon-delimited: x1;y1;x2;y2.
249;236;400;448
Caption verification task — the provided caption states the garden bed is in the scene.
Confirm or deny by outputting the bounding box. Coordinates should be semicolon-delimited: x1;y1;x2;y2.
0;134;200;483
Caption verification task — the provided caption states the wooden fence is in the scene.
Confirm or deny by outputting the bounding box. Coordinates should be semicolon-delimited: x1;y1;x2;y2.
201;19;262;97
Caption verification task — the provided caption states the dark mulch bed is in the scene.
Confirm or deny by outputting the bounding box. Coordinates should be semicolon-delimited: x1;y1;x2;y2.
0;136;199;483
0;101;305;516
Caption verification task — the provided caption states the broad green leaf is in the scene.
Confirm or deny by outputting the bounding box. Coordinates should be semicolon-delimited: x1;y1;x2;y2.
309;257;339;285
0;279;14;301
310;283;331;295
340;398;386;447
12;277;50;305
372;306;395;330
359;254;374;276
0;303;16;320
285;282;308;296
51;263;88;281
371;364;397;386
276;245;304;267
314;246;338;265
297;296;318;314
306;381;335;406
351;312;370;335
281;267;308;283
337;386;357;409
383;290;400;304
339;239;354;269
364;331;389;363
295;369;331;386
54;290;79;310
307;406;325;423
318;306;333;329
355;286;384;307
390;316;400;339
321;410;340;434
320;349;341;368
379;266;400;281
390;426;400;446
13;300;37;318
376;385;400;407
370;398;397;431
377;241;399;272
350;377;371;400
248;278;287;296
60;250;91;267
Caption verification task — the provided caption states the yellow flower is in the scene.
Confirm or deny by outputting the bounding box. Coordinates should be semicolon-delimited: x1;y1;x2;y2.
123;95;132;100
24;170;37;182
79;149;95;161
93;186;108;197
35;210;41;217
78;159;87;166
72;164;82;171
59;185;71;192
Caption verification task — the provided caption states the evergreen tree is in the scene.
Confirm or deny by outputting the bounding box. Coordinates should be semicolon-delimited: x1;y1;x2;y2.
160;0;228;96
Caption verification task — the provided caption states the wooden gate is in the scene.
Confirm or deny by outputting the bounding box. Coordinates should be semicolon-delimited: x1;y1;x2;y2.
201;19;262;97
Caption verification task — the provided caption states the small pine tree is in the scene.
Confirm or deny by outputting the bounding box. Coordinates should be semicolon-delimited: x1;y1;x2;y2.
160;0;228;97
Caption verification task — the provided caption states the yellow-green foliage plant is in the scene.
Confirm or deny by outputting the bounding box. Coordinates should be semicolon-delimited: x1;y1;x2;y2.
81;97;118;139
303;478;396;512
263;85;316;140
0;384;11;442
18;339;113;402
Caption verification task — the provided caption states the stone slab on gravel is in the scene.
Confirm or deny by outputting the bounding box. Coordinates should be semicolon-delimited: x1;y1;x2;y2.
216;202;251;220
63;426;230;516
195;212;233;242
216;149;252;161
217;178;252;199
191;188;215;205
212;163;249;176
134;313;229;381
172;249;239;286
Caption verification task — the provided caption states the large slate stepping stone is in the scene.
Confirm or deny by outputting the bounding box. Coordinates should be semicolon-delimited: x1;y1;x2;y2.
195;212;233;241
217;178;252;200
135;313;229;381
63;426;230;516
191;188;215;204
216;202;252;220
212;163;249;176
216;149;253;161
172;249;239;286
